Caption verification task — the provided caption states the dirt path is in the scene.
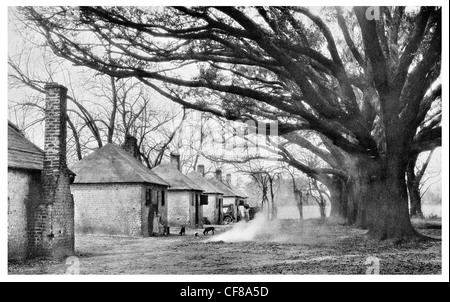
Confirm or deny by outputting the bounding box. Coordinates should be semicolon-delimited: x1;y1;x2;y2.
8;220;441;275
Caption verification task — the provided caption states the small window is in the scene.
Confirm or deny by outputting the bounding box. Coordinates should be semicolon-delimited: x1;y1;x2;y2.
200;195;208;205
145;188;153;206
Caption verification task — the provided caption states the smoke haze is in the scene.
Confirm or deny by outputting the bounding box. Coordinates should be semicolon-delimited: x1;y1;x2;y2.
209;213;282;243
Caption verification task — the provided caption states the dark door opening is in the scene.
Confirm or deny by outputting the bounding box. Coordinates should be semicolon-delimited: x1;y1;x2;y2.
146;188;159;236
218;198;223;224
195;194;200;226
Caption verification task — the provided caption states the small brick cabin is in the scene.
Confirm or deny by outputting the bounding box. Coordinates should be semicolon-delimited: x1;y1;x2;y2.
70;139;170;237
8;83;75;260
152;153;204;229
187;165;224;225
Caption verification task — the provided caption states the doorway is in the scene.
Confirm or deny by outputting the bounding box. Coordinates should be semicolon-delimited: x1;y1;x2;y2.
146;188;159;236
217;197;223;224
195;194;200;226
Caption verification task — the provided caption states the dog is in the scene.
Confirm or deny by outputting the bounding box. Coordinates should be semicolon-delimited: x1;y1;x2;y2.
179;227;186;236
203;227;215;235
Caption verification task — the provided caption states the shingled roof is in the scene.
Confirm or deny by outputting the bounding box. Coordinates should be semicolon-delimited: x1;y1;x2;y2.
208;177;246;198
8;121;44;171
152;163;203;192
228;184;249;199
187;170;224;195
70;143;169;186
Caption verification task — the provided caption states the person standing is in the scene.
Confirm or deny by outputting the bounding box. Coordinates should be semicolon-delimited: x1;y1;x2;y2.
244;204;250;222
153;213;160;236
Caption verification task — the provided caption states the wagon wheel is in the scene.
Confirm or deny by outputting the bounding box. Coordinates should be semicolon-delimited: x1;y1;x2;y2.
223;216;233;224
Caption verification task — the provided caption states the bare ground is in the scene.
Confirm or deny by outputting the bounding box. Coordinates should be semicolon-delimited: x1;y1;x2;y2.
8;219;441;275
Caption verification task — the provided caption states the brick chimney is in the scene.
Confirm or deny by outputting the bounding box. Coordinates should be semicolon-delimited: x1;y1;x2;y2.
215;169;223;182
43;83;68;175
170;151;181;171
197;164;205;177
226;173;232;185
29;83;75;259
122;135;139;159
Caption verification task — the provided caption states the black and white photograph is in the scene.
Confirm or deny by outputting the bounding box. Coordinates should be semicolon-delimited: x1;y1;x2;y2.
3;3;448;282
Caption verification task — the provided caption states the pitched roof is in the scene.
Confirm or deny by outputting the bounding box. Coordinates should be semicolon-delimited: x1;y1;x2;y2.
228;184;249;199
8;121;44;171
207;178;240;198
70;143;169;186
152;163;203;192
186;170;224;195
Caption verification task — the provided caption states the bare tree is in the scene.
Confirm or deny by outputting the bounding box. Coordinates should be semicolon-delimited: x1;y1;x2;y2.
309;178;330;220
234;161;281;220
9;41;188;167
283;165;310;221
406;149;437;219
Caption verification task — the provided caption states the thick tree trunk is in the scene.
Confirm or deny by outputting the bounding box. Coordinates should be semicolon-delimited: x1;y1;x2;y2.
328;176;349;224
349;156;421;241
348;159;373;229
345;177;359;225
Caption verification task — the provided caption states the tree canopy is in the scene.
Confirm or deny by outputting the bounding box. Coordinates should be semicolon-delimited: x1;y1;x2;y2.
17;6;442;240
19;6;441;160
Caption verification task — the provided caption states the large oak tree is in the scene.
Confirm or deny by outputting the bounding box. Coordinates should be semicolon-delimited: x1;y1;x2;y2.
18;6;441;241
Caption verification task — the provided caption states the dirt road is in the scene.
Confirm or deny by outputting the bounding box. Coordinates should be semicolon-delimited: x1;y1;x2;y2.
9;220;441;275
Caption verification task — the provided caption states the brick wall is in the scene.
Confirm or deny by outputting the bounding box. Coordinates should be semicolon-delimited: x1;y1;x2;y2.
73;183;142;236
167;190;200;227
203;194;222;225
28;174;74;259
28;83;74;259
73;183;167;237
122;135;139;159
8;169;42;260
167;191;191;228
167;190;203;228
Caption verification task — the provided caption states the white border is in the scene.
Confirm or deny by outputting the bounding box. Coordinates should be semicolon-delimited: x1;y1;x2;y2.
1;1;448;283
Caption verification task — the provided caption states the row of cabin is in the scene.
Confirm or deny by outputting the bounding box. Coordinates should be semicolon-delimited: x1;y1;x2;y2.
7;82;248;261
69;137;248;236
186;165;247;225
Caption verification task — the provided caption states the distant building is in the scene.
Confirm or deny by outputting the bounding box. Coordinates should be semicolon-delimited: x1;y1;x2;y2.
70;136;170;237
187;165;224;225
152;153;204;229
8;83;75;260
209;170;248;222
225;173;249;219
